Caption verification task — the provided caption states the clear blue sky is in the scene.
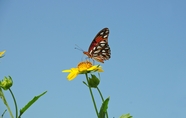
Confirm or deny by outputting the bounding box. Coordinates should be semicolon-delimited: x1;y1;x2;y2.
1;0;186;118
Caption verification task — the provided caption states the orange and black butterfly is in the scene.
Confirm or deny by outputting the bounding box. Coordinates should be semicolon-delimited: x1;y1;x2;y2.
83;28;111;63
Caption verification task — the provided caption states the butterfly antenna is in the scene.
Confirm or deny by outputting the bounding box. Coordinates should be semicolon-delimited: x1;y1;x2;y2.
74;44;84;52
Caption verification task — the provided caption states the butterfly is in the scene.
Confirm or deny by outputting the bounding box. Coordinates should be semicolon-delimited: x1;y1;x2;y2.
83;28;111;63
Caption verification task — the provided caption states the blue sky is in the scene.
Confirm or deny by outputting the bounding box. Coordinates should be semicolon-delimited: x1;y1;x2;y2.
0;0;186;118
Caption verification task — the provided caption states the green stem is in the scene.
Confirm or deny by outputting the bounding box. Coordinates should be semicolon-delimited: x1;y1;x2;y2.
0;88;14;118
9;89;18;118
96;87;104;101
96;87;109;118
85;73;99;117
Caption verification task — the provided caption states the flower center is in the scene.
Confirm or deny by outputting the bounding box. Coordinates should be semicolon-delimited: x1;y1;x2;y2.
77;61;92;71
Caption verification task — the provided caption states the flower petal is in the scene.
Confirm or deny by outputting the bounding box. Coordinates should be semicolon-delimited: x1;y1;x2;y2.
62;70;71;72
62;68;79;81
87;65;103;73
87;65;100;71
67;70;79;81
97;67;104;72
0;50;6;57
62;68;78;72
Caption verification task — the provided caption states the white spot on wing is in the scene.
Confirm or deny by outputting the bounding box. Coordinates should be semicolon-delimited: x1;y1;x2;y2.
94;50;100;53
103;35;107;38
100;41;105;43
104;46;110;50
97;46;102;49
100;43;105;47
93;47;96;50
102;53;107;55
89;50;92;54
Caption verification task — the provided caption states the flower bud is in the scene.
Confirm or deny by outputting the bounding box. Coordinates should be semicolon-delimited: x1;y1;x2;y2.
88;74;100;88
0;76;13;90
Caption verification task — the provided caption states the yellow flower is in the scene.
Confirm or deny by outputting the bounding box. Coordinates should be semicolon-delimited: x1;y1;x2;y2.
0;50;6;58
62;61;103;81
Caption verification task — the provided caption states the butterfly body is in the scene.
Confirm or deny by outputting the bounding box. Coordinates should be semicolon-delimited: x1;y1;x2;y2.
83;28;111;63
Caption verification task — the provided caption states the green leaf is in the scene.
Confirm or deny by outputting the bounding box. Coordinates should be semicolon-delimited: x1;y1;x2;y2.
19;91;47;117
1;109;7;118
120;113;133;118
83;81;88;87
99;97;110;118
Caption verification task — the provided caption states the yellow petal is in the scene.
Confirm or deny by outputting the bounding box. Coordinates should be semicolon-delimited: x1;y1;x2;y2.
67;71;79;81
63;68;79;81
62;70;71;72
62;68;78;73
87;65;100;71
0;50;6;57
87;65;104;73
97;67;104;72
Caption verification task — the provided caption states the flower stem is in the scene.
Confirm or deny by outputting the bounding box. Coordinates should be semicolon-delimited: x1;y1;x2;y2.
0;88;14;118
96;87;104;101
9;89;18;118
96;87;109;118
85;73;99;117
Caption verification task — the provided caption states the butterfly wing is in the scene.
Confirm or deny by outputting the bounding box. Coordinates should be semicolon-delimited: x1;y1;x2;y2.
83;28;111;63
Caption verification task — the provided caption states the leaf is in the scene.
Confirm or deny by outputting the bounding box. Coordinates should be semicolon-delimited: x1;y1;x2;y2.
120;113;133;118
83;81;88;87
1;109;7;118
99;97;110;118
19;91;47;117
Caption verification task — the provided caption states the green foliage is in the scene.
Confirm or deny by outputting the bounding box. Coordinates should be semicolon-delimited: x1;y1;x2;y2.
19;91;47;117
120;113;133;118
99;97;110;118
1;110;7;118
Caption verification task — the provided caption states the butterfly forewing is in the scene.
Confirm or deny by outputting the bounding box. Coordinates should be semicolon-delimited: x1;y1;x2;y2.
84;28;111;63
